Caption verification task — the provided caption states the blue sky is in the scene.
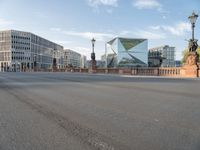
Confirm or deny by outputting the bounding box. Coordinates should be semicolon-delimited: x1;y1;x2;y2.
0;0;200;60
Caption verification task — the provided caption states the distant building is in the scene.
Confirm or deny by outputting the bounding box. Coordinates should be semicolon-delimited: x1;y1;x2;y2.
175;60;182;67
80;55;87;68
64;49;86;68
0;30;64;72
101;53;117;68
105;37;148;68
86;60;105;68
148;45;175;67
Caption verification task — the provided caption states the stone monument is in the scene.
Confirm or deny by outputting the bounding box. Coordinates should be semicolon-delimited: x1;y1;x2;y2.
181;12;199;77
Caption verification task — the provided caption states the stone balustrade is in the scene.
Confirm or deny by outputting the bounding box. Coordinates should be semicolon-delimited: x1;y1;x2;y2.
159;68;181;76
29;65;199;78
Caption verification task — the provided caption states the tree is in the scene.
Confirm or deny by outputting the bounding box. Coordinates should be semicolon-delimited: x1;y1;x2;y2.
182;46;200;63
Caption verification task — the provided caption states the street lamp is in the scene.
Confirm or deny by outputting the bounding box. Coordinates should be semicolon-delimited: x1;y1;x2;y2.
188;12;198;41
188;12;199;52
91;38;96;69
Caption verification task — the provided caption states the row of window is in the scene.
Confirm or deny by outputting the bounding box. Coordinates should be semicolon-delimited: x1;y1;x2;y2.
12;51;25;55
12;46;30;50
0;57;11;61
12;57;31;61
12;35;30;40
12;41;30;45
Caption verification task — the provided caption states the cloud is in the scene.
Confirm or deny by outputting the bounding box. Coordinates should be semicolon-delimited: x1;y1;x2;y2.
119;30;131;36
118;29;166;40
63;31;115;41
0;18;14;26
49;28;115;41
87;0;118;8
133;30;166;39
74;47;91;56
53;40;72;45
162;22;191;36
50;28;62;32
133;0;161;10
149;25;161;30
150;22;191;36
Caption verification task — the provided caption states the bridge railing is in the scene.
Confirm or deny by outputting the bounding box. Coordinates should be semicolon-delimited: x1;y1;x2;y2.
28;66;199;77
159;68;181;76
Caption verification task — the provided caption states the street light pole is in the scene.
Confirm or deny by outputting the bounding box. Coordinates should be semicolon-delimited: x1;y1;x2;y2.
91;38;96;70
181;12;199;77
192;22;195;41
188;12;199;52
91;38;96;61
189;12;198;41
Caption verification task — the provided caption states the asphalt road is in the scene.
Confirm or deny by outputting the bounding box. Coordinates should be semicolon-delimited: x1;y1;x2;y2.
0;72;200;150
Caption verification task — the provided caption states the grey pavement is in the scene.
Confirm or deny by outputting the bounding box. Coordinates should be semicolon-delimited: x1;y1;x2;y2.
0;72;200;150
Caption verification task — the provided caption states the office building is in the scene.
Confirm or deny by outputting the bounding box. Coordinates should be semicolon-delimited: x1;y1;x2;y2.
0;30;64;72
64;49;86;68
80;55;87;68
105;37;148;68
148;45;175;67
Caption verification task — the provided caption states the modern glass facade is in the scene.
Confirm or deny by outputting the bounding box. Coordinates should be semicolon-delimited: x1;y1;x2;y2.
105;37;148;68
64;49;82;68
148;45;175;67
0;30;64;72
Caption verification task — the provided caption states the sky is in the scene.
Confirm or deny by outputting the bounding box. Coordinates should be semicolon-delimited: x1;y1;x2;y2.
0;0;200;60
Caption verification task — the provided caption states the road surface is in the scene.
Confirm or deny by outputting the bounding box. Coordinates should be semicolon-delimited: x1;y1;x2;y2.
0;72;200;150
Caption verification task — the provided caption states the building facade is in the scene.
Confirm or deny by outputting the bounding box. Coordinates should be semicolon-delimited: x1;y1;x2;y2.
105;37;148;68
87;60;105;68
0;30;64;72
80;55;87;68
64;49;86;68
148;45;175;67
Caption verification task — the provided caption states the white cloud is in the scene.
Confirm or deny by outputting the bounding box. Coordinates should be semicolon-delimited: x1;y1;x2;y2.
74;47;91;56
118;29;166;40
87;0;118;7
50;28;62;32
162;22;191;36
133;30;166;39
150;22;191;36
119;30;131;36
63;31;114;41
149;25;161;30
49;28;115;41
53;40;72;45
133;0;161;10
0;18;14;26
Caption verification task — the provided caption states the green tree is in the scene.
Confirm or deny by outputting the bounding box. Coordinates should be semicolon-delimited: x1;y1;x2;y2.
182;46;200;63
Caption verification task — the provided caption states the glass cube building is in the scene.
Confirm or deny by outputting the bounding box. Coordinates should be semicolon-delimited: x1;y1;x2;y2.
105;37;148;68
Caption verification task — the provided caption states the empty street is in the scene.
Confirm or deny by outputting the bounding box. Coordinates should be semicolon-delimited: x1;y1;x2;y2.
0;73;200;150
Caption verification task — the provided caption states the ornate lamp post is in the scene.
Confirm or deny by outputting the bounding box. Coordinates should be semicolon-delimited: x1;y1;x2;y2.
189;12;198;41
91;38;96;70
188;12;198;52
183;12;199;77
